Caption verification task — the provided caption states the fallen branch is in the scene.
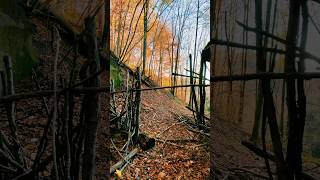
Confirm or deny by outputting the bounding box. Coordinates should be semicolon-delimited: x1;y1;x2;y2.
241;140;317;180
155;138;185;148
174;110;210;133
230;167;269;179
0;164;17;174
110;139;127;163
184;124;210;137
0;148;24;171
110;148;139;174
13;155;53;180
156;120;187;138
241;141;275;161
185;106;210;121
161;139;199;143
156;138;206;148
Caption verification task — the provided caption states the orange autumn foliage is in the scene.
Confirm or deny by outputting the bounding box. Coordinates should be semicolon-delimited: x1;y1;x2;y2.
111;0;178;85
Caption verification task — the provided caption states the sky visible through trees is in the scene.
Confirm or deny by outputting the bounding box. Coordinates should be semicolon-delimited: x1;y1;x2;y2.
111;0;210;85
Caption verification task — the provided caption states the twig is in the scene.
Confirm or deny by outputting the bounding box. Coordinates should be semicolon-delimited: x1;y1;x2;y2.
156;120;187;138
155;138;185;148
13;155;53;180
241;141;317;180
52;25;60;180
0;164;17;174
230;167;269;179
0;148;24;171
31;68;50;115
110;139;127;163
110;148;139;174
3;56;25;166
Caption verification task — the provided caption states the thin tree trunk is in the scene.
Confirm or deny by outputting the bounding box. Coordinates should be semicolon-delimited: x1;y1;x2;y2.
52;27;60;180
81;17;101;180
293;1;308;178
199;56;206;125
101;0;110;50
103;1;110;178
255;0;288;178
158;48;163;86
189;54;200;124
142;0;149;75
285;0;301;179
250;0;265;144
238;0;249;123
133;69;141;143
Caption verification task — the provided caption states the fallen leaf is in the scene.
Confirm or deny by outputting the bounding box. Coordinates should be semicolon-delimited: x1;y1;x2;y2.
157;171;166;179
115;169;122;179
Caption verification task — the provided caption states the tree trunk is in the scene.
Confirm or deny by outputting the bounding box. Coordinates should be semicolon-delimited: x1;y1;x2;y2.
238;0;249;123
293;1;308;179
81;17;101;180
142;0;149;75
285;0;301;179
199;57;205;125
133;68;141;143
255;0;288;178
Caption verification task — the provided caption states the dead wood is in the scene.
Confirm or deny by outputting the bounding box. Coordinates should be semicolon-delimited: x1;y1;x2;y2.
241;141;317;180
110;148;139;174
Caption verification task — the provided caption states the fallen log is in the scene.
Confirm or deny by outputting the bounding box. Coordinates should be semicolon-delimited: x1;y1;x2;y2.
110;148;139;174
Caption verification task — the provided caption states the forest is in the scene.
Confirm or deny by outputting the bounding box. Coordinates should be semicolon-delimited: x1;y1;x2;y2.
0;0;319;179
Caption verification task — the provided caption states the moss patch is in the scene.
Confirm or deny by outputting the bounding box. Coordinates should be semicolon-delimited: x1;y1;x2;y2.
0;0;36;79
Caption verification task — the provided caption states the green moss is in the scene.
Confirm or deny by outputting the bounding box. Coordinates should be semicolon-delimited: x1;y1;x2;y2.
110;55;123;89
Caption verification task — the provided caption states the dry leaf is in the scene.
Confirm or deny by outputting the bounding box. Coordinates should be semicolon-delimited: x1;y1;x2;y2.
157;171;166;179
115;169;122;179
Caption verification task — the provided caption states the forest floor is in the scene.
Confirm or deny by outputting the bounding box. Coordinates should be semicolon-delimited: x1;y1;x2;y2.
107;68;320;179
118;84;211;179
108;77;319;179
